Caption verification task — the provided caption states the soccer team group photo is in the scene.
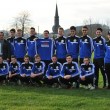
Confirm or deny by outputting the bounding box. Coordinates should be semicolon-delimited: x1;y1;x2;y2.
0;25;110;90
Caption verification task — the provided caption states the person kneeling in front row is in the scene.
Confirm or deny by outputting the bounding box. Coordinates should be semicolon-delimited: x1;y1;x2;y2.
31;54;45;86
45;55;62;87
59;54;80;89
20;55;33;85
79;57;95;90
8;55;20;84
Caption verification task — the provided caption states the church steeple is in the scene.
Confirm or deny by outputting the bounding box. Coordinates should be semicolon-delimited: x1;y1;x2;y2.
55;4;58;17
52;3;60;34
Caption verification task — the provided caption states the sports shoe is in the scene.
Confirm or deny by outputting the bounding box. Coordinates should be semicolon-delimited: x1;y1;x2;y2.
84;85;89;90
89;86;95;90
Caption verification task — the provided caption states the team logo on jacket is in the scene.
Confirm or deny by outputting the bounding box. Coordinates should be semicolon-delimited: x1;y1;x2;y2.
41;42;49;47
38;66;42;71
88;67;91;71
61;40;64;43
28;66;31;69
71;66;75;70
3;66;5;69
39;66;42;70
85;39;87;42
99;40;102;44
14;66;18;70
69;66;75;72
56;66;58;69
21;40;23;43
74;39;77;42
34;38;37;41
55;66;59;70
15;66;18;70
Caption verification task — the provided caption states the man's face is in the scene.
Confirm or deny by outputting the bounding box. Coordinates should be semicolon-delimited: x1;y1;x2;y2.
58;29;64;37
10;31;15;37
17;31;22;37
52;57;57;63
70;30;76;36
0;57;3;64
24;57;29;64
44;32;49;38
11;58;17;63
96;30;102;37
84;58;89;65
0;33;4;40
66;56;72;63
82;28;88;36
35;57;41;62
30;29;36;36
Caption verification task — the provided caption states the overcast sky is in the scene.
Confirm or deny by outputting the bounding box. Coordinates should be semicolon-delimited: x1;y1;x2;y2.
0;0;110;33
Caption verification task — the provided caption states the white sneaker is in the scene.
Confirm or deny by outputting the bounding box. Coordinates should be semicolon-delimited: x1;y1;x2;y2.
72;82;76;88
84;85;89;90
89;86;95;90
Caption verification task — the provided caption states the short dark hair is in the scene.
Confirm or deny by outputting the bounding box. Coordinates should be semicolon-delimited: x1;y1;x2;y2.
52;54;57;58
35;54;41;58
84;57;90;60
96;28;103;32
17;29;22;32
82;26;88;30
30;27;35;31
44;30;49;34
24;55;30;59
10;28;16;33
58;27;64;31
70;26;76;31
66;54;72;58
0;32;4;36
11;55;16;59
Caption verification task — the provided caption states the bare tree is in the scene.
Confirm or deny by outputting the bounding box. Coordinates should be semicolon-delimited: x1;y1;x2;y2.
12;11;31;36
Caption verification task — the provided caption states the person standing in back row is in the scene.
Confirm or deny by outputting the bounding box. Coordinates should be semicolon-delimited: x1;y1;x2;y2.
66;26;80;63
79;26;93;65
0;32;11;61
27;27;38;62
55;27;67;64
36;30;54;72
14;29;26;63
7;29;16;56
93;28;106;88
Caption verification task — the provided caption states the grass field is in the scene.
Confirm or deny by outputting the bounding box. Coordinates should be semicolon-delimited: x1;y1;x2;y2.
0;75;110;110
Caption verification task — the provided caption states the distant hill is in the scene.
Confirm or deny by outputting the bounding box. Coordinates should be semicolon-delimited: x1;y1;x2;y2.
64;24;109;38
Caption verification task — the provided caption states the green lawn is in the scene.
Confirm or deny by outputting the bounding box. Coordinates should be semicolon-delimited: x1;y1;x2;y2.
0;80;110;110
